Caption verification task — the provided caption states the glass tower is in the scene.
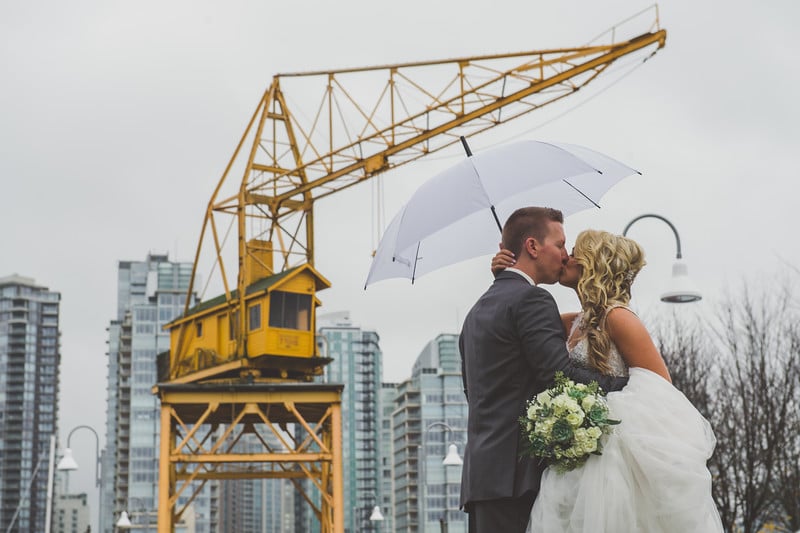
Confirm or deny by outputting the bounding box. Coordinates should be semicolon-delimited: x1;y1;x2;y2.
378;382;399;533
99;254;215;532
0;275;61;533
317;312;383;533
392;333;467;533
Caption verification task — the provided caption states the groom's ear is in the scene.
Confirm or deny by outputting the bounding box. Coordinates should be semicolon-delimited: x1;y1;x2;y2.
525;237;538;258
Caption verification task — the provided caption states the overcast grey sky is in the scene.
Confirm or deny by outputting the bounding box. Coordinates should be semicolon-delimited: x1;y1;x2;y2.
2;0;799;526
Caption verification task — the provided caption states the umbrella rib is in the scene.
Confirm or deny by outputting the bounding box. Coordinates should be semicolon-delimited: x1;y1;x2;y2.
490;206;502;232
562;178;601;209
411;241;421;283
463;154;504;234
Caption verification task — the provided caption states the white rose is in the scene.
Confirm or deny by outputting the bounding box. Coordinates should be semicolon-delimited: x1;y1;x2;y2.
566;398;581;412
537;393;551;408
566;411;584;427
581;395;597;410
582;439;598;454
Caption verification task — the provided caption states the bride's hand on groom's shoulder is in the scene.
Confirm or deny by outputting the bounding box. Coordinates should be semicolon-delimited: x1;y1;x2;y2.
492;247;515;276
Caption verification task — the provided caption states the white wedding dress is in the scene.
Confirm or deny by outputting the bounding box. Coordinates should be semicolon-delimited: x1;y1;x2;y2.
530;311;724;533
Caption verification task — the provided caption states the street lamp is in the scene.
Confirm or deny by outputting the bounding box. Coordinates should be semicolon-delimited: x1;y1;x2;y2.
115;497;155;531
115;511;132;529
365;491;385;530
425;422;463;465
442;444;463;466
369;505;385;522
622;214;702;303
56;425;101;486
420;422;465;533
56;425;101;533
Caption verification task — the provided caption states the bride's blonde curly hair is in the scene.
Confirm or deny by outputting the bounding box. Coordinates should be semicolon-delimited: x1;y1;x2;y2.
573;230;646;374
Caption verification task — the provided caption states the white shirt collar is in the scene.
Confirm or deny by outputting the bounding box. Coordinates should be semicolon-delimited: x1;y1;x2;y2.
505;267;536;286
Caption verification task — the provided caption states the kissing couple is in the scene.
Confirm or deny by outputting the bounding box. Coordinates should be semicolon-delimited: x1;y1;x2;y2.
459;206;722;532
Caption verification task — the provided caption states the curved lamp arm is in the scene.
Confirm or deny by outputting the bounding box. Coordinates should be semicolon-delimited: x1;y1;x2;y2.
622;213;682;259
424;422;464;465
425;421;456;435
64;425;101;487
621;214;701;303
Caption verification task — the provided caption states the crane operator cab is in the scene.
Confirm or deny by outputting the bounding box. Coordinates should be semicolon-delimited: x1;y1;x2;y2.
159;251;332;385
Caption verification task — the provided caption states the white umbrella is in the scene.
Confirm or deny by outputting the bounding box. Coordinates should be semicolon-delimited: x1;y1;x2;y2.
365;139;639;287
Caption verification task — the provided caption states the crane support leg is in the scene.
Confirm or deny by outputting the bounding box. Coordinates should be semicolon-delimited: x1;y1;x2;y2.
154;382;344;533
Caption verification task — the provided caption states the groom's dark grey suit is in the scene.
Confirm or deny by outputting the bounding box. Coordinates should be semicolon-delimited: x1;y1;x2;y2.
459;270;627;531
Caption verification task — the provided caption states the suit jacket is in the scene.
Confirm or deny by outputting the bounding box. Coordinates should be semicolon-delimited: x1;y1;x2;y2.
459;270;627;507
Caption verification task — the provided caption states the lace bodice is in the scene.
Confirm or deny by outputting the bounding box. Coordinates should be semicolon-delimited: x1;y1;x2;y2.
567;310;629;378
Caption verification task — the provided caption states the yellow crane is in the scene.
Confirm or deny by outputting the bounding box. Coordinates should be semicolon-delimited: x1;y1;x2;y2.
154;11;666;532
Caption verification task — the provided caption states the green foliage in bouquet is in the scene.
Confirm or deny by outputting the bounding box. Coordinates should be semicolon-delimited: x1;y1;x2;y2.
519;371;620;473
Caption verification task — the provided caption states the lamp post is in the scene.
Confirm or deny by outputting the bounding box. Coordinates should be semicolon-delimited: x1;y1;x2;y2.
622;214;702;303
368;492;385;530
56;425;101;532
420;422;464;533
56;425;101;486
115;511;133;530
115;497;154;531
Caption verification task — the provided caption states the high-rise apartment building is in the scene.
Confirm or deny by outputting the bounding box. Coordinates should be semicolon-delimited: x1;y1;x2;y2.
378;382;398;533
99;254;214;533
392;333;467;533
0;275;61;533
317;312;383;533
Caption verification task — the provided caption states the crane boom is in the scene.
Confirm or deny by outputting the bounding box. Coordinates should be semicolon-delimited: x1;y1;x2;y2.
200;30;665;291
171;13;665;383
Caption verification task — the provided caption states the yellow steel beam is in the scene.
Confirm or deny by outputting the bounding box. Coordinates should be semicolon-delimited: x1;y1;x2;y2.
158;402;173;533
176;471;312;480
156;383;343;532
172;452;329;462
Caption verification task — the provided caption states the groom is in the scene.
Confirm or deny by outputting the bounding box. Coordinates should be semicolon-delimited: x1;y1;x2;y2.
459;206;627;533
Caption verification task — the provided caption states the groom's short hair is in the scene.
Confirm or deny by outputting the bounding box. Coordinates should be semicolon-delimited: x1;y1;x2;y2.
502;207;564;257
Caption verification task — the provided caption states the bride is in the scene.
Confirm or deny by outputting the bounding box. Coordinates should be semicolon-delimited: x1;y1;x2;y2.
492;229;722;532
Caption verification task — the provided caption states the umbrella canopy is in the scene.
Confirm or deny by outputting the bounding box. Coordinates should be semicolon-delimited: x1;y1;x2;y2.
365;139;639;287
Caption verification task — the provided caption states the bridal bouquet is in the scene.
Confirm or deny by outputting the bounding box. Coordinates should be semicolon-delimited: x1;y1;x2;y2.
519;372;619;473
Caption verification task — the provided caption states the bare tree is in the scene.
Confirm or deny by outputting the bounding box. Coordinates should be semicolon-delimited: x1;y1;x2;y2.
652;280;800;533
770;320;800;532
708;285;799;533
655;314;716;418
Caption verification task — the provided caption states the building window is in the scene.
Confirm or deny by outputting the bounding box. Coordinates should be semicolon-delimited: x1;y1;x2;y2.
268;291;311;331
195;321;203;337
249;303;261;331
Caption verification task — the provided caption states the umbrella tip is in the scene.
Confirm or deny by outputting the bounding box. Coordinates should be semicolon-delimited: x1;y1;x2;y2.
460;136;473;157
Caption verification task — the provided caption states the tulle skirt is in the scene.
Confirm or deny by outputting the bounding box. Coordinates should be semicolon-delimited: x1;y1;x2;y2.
530;367;723;533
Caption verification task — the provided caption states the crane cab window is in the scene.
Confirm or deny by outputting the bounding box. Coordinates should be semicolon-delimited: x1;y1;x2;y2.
249;303;262;331
269;291;311;331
